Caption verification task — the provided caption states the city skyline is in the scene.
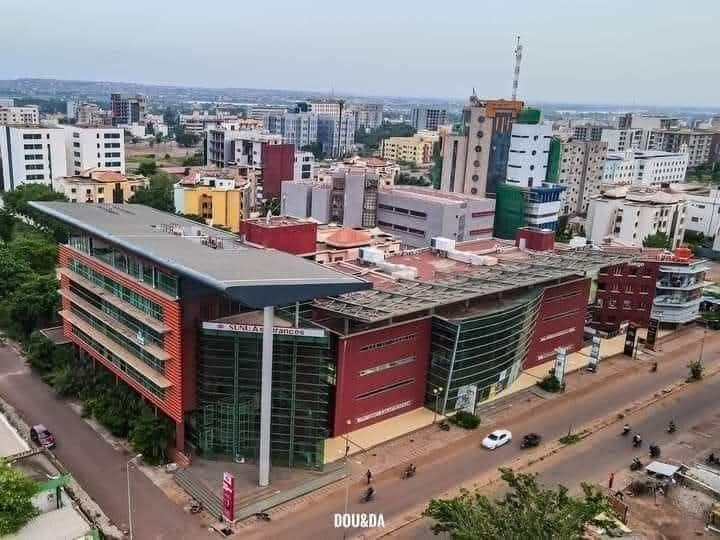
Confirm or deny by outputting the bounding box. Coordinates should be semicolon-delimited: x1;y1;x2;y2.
1;0;718;107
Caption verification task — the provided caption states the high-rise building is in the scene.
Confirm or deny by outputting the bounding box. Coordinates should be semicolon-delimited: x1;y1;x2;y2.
265;112;318;149
76;103;107;127
110;93;146;126
411;107;448;131
554;140;607;216
0;105;40;126
293;151;317;181
647;128;716;168
317;113;355;158
0;126;67;190
350;103;384;131
63;126;125;176
505;108;552;188
600;128;644;152
572;124;604;142
440;97;524;196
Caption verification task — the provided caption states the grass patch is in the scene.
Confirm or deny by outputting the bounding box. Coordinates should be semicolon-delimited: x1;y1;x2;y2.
558;433;583;445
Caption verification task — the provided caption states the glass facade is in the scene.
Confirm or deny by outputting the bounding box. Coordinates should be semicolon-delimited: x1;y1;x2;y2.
68;258;164;321
68;234;179;297
192;328;333;470
426;289;542;414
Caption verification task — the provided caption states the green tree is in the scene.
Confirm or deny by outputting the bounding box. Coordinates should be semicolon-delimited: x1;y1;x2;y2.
137;159;158;177
0;460;39;535
712;162;720;183
355;123;416;150
182;151;205;167
0;251;31;299
642;231;670;249
301;142;325;160
430;141;443;189
7;235;57;274
26;331;57;374
175;129;201;148
396;173;431;186
128;172;175;212
2;274;59;340
129;406;174;464
3;184;67;217
178;213;206;224
0;209;15;244
424;468;612;540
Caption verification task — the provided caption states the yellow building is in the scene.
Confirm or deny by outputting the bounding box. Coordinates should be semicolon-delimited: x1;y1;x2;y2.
381;132;438;165
56;170;148;203
173;173;252;233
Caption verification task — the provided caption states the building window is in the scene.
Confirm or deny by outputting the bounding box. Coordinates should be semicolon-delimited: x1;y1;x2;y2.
358;356;416;376
355;378;414;400
359;334;416;352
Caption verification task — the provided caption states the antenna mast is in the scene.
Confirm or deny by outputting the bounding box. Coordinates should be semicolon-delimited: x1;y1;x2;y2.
512;36;523;101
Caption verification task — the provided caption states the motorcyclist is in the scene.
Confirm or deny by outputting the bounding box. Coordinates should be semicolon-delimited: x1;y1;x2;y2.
668;420;676;433
365;486;375;501
633;433;642;447
622;424;631;435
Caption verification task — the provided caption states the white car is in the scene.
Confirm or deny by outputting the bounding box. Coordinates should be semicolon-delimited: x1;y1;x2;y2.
481;429;512;450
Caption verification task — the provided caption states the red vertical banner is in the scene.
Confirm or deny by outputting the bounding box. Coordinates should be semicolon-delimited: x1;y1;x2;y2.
222;472;235;522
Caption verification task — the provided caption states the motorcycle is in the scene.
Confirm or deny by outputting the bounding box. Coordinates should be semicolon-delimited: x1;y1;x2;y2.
667;421;676;434
707;453;720;466
520;433;542;449
649;444;661;458
439;420;450;432
630;457;643;471
361;488;375;503
633;436;642;448
254;512;271;522
401;465;416;479
651;361;658;372
621;425;631;436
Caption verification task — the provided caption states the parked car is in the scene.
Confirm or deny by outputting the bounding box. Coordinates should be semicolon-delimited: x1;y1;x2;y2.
30;424;55;449
481;429;512;450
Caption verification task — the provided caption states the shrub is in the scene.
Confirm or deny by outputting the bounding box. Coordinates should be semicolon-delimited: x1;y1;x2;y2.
450;410;481;429
537;375;561;393
688;360;704;381
129;406;173;464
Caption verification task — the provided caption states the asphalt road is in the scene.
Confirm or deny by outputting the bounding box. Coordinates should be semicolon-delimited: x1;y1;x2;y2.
0;343;215;540
393;362;720;539
243;330;720;540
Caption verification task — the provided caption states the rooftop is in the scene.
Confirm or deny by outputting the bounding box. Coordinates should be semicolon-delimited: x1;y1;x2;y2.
380;186;492;204
30;202;369;308
315;247;634;323
607;150;688;160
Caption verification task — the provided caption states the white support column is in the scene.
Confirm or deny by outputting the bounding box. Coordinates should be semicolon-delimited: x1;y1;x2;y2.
259;305;274;487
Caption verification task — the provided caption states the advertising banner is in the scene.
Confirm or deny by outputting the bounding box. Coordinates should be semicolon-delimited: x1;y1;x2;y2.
645;318;659;350
588;336;601;368
455;384;478;414
222;472;235;522
554;347;567;385
624;323;638;356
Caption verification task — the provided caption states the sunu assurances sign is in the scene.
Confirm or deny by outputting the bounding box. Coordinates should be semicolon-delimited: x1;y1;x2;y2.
202;321;325;338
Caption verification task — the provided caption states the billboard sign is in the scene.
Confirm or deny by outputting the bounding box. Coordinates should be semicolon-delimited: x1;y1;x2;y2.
455;384;478;414
222;472;235;522
588;336;601;368
645;318;659;350
624;323;638;356
554;347;567;385
202;321;325;338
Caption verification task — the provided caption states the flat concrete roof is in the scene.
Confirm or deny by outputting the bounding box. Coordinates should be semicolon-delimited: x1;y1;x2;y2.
30;202;369;308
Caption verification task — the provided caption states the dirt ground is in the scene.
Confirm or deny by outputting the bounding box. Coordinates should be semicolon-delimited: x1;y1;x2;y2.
623;487;713;539
125;141;202;168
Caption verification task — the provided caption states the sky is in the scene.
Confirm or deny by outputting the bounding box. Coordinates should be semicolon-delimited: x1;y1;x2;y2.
1;0;718;106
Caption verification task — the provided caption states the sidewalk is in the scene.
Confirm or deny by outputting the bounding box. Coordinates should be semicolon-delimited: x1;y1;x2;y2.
325;328;671;465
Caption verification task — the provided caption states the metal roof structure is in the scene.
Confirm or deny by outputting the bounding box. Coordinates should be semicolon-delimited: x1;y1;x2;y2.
314;249;635;323
30;202;369;307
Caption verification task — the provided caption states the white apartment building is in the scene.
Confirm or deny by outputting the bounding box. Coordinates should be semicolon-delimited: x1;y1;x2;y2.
266;112;318;148
600;128;644;152
586;186;686;248
603;149;688;186
317;113;355;158
350;103;383;131
684;188;720;236
206;127;283;168
647;129;716;168
293;151;317;181
64;126;125;176
178;110;243;133
556;140;607;215
411;107;448;131
0;98;14;107
0;126;67;190
506;121;552;188
0;105;40;126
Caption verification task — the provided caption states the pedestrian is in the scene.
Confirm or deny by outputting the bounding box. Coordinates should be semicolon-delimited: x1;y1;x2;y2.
366;469;372;485
345;443;350;457
608;472;615;490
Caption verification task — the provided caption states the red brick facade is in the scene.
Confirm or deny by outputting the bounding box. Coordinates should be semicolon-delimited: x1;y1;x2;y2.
240;219;317;255
525;277;590;369
332;318;432;436
593;262;659;332
261;143;295;198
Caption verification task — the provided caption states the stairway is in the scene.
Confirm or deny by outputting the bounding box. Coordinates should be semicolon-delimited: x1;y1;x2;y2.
174;468;223;519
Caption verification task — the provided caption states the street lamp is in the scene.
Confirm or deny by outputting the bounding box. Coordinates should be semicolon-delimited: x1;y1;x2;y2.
342;419;352;540
699;328;707;364
432;386;444;423
126;454;142;540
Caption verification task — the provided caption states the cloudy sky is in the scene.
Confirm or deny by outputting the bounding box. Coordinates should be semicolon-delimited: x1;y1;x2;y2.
1;0;717;106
